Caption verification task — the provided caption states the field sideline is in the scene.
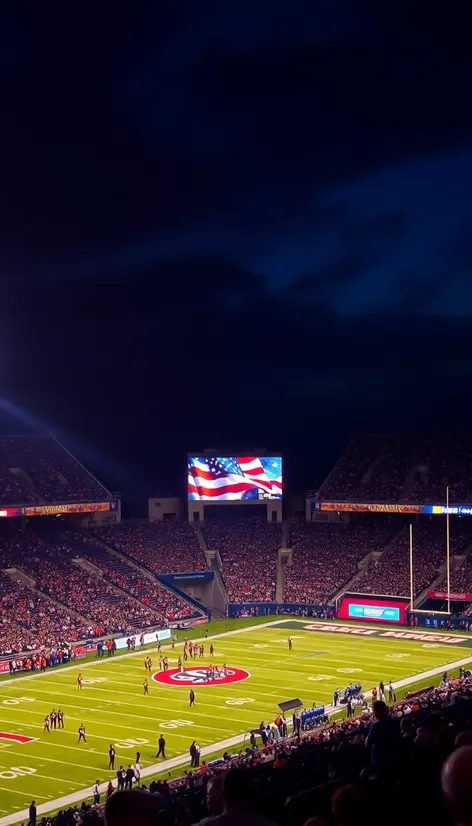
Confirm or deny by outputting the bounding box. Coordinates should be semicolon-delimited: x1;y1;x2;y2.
1;617;471;826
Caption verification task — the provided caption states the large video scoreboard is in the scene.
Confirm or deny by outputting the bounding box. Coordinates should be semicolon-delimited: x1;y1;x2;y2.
187;455;282;502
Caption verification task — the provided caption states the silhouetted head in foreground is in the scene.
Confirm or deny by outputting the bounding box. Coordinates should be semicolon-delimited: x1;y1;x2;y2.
222;769;253;811
442;745;472;826
105;789;162;826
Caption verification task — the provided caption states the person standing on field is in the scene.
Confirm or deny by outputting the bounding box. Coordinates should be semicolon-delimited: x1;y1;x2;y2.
93;781;100;805
190;688;195;707
190;741;198;768
108;744;116;770
134;760;141;785
288;637;293;650
125;765;134;789
78;723;87;743
28;801;36;826
156;734;166;758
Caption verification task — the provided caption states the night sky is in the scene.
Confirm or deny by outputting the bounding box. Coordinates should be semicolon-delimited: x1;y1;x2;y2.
0;1;470;504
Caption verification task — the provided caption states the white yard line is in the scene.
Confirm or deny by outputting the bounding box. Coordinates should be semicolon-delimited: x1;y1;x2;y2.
0;750;107;772
1;619;472;826
0;788;49;801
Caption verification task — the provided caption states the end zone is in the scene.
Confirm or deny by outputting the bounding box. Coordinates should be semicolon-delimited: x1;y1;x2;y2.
288;621;471;646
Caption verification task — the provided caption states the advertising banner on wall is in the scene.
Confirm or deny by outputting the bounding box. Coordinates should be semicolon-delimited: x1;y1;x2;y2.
338;594;410;624
114;628;172;651
311;501;472;516
160;571;214;583
428;591;472;601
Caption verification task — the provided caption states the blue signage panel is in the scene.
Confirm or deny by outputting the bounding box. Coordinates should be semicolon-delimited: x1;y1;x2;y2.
161;571;214;583
348;603;400;622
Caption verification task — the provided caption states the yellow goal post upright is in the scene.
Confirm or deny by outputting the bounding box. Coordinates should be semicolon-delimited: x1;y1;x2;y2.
409;485;452;617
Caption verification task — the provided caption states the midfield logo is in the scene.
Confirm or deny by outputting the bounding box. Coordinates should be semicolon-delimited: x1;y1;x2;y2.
152;666;250;686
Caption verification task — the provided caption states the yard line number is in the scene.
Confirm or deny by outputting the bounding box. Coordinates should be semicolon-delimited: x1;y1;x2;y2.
385;653;410;659
0;766;36;780
114;738;149;749
307;675;335;682
160;720;194;729
81;677;108;685
2;696;36;706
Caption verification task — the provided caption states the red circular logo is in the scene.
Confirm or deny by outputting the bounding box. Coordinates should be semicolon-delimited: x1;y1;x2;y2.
152;666;250;686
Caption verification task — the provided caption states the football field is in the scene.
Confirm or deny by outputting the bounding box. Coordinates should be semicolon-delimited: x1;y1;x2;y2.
1;617;472;825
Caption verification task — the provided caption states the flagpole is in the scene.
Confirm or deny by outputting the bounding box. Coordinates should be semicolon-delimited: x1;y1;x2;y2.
409;523;414;614
446;485;451;615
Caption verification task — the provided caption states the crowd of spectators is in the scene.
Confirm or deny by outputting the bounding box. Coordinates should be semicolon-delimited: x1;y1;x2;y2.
284;521;396;603
21;555;160;634
201;517;281;602
0;436;111;505
61;530;200;621
317;433;472;504
433;550;472;616
95;521;207;574
356;435;424;503
0;526;193;642
31;672;472;826
0;571;89;655
351;519;472;597
317;434;387;502
407;434;472;504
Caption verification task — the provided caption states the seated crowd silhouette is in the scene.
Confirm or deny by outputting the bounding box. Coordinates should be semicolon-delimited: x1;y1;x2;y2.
0;525;202;655
0;435;111;505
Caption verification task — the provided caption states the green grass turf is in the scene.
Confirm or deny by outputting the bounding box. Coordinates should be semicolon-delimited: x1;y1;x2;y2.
0;617;471;824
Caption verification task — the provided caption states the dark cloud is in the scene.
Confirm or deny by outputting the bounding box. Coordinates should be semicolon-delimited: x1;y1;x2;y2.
442;226;472;273
0;2;471;495
283;254;378;304
0;0;470;278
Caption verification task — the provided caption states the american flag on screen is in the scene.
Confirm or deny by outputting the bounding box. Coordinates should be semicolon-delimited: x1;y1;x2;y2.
188;456;282;501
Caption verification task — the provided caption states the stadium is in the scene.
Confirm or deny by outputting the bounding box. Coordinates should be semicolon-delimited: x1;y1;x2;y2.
1;436;472;826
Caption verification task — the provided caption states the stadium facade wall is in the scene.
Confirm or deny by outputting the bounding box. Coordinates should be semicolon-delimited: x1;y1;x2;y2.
228;602;331;617
148;497;182;520
156;575;210;618
188;499;283;522
79;499;121;526
408;611;472;630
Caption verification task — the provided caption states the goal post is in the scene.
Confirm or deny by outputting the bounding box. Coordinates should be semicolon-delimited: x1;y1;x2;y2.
410;486;452;617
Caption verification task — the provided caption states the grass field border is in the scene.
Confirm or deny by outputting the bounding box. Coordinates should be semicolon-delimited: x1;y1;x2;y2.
2;616;472;826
